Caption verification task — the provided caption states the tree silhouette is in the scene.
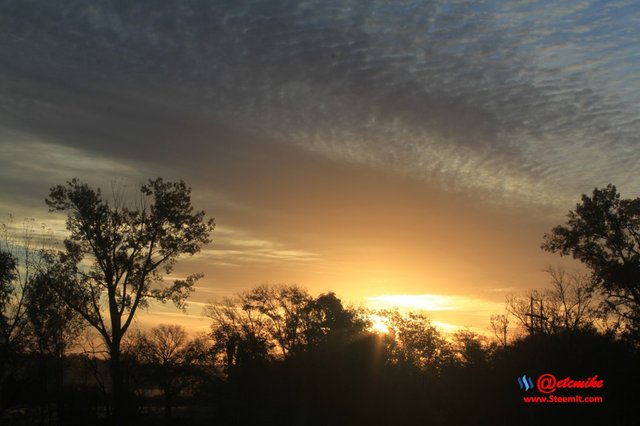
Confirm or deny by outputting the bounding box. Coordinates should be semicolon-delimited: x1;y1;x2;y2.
206;296;273;376
303;292;369;348
127;324;204;418
207;285;370;369
206;285;374;424
0;220;48;361
489;311;511;348
507;268;600;336
241;284;312;358
26;271;85;357
542;184;640;341
0;219;53;411
0;249;19;353
25;269;85;423
379;310;453;373
452;329;491;367
45;178;214;421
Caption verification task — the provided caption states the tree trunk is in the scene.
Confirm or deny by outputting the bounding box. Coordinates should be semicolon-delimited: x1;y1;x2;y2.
109;339;124;425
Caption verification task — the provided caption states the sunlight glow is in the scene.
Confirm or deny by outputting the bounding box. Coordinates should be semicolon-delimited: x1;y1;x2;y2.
367;294;457;311
369;314;390;334
432;321;463;334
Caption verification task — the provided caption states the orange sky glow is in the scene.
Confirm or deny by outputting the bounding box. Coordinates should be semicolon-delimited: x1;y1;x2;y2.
3;1;638;341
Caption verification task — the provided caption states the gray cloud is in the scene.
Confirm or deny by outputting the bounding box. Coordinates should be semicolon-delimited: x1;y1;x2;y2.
1;0;639;212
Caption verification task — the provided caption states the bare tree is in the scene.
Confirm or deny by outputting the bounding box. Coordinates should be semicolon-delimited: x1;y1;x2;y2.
545;267;600;332
508;267;600;336
128;324;202;418
489;310;510;348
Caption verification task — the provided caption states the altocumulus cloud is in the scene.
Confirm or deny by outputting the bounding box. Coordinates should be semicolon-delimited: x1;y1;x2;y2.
1;0;639;210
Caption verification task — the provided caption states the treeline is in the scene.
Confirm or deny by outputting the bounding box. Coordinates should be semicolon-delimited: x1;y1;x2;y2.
130;282;639;426
2;179;640;425
3;282;640;425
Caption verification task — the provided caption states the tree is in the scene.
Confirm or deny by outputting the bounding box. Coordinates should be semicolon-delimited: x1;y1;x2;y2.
205;296;273;376
542;185;640;340
379;310;453;373
506;268;599;337
302;292;368;348
0;249;19;352
206;286;369;374
0;219;49;359
25;269;85;423
241;284;312;358
489;311;510;348
25;271;84;356
0;218;56;412
127;325;204;418
452;329;490;367
45;178;214;420
544;267;601;332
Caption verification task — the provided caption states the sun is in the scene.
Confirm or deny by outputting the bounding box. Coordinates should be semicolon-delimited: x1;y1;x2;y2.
369;314;390;334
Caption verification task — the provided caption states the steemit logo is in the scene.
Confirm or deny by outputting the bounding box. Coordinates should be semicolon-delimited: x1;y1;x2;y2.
517;374;534;391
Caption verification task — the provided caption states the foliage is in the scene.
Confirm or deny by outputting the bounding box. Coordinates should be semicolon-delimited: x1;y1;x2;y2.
542;185;640;339
303;292;369;347
44;177;214;418
378;310;453;373
3;279;640;425
205;284;368;376
0;250;18;349
0;218;51;355
0;217;88;422
25;270;85;357
206;295;273;375
45;178;214;338
240;284;312;358
451;329;491;367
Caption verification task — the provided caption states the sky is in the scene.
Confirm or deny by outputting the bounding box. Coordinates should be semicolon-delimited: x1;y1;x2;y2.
1;0;640;334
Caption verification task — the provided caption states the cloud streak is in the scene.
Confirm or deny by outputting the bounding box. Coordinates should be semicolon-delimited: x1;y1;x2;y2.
2;0;639;209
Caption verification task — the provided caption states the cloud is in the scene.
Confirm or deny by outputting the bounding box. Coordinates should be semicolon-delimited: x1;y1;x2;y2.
195;225;320;267
1;0;639;325
367;293;504;315
2;0;639;213
367;293;506;333
0;131;142;217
